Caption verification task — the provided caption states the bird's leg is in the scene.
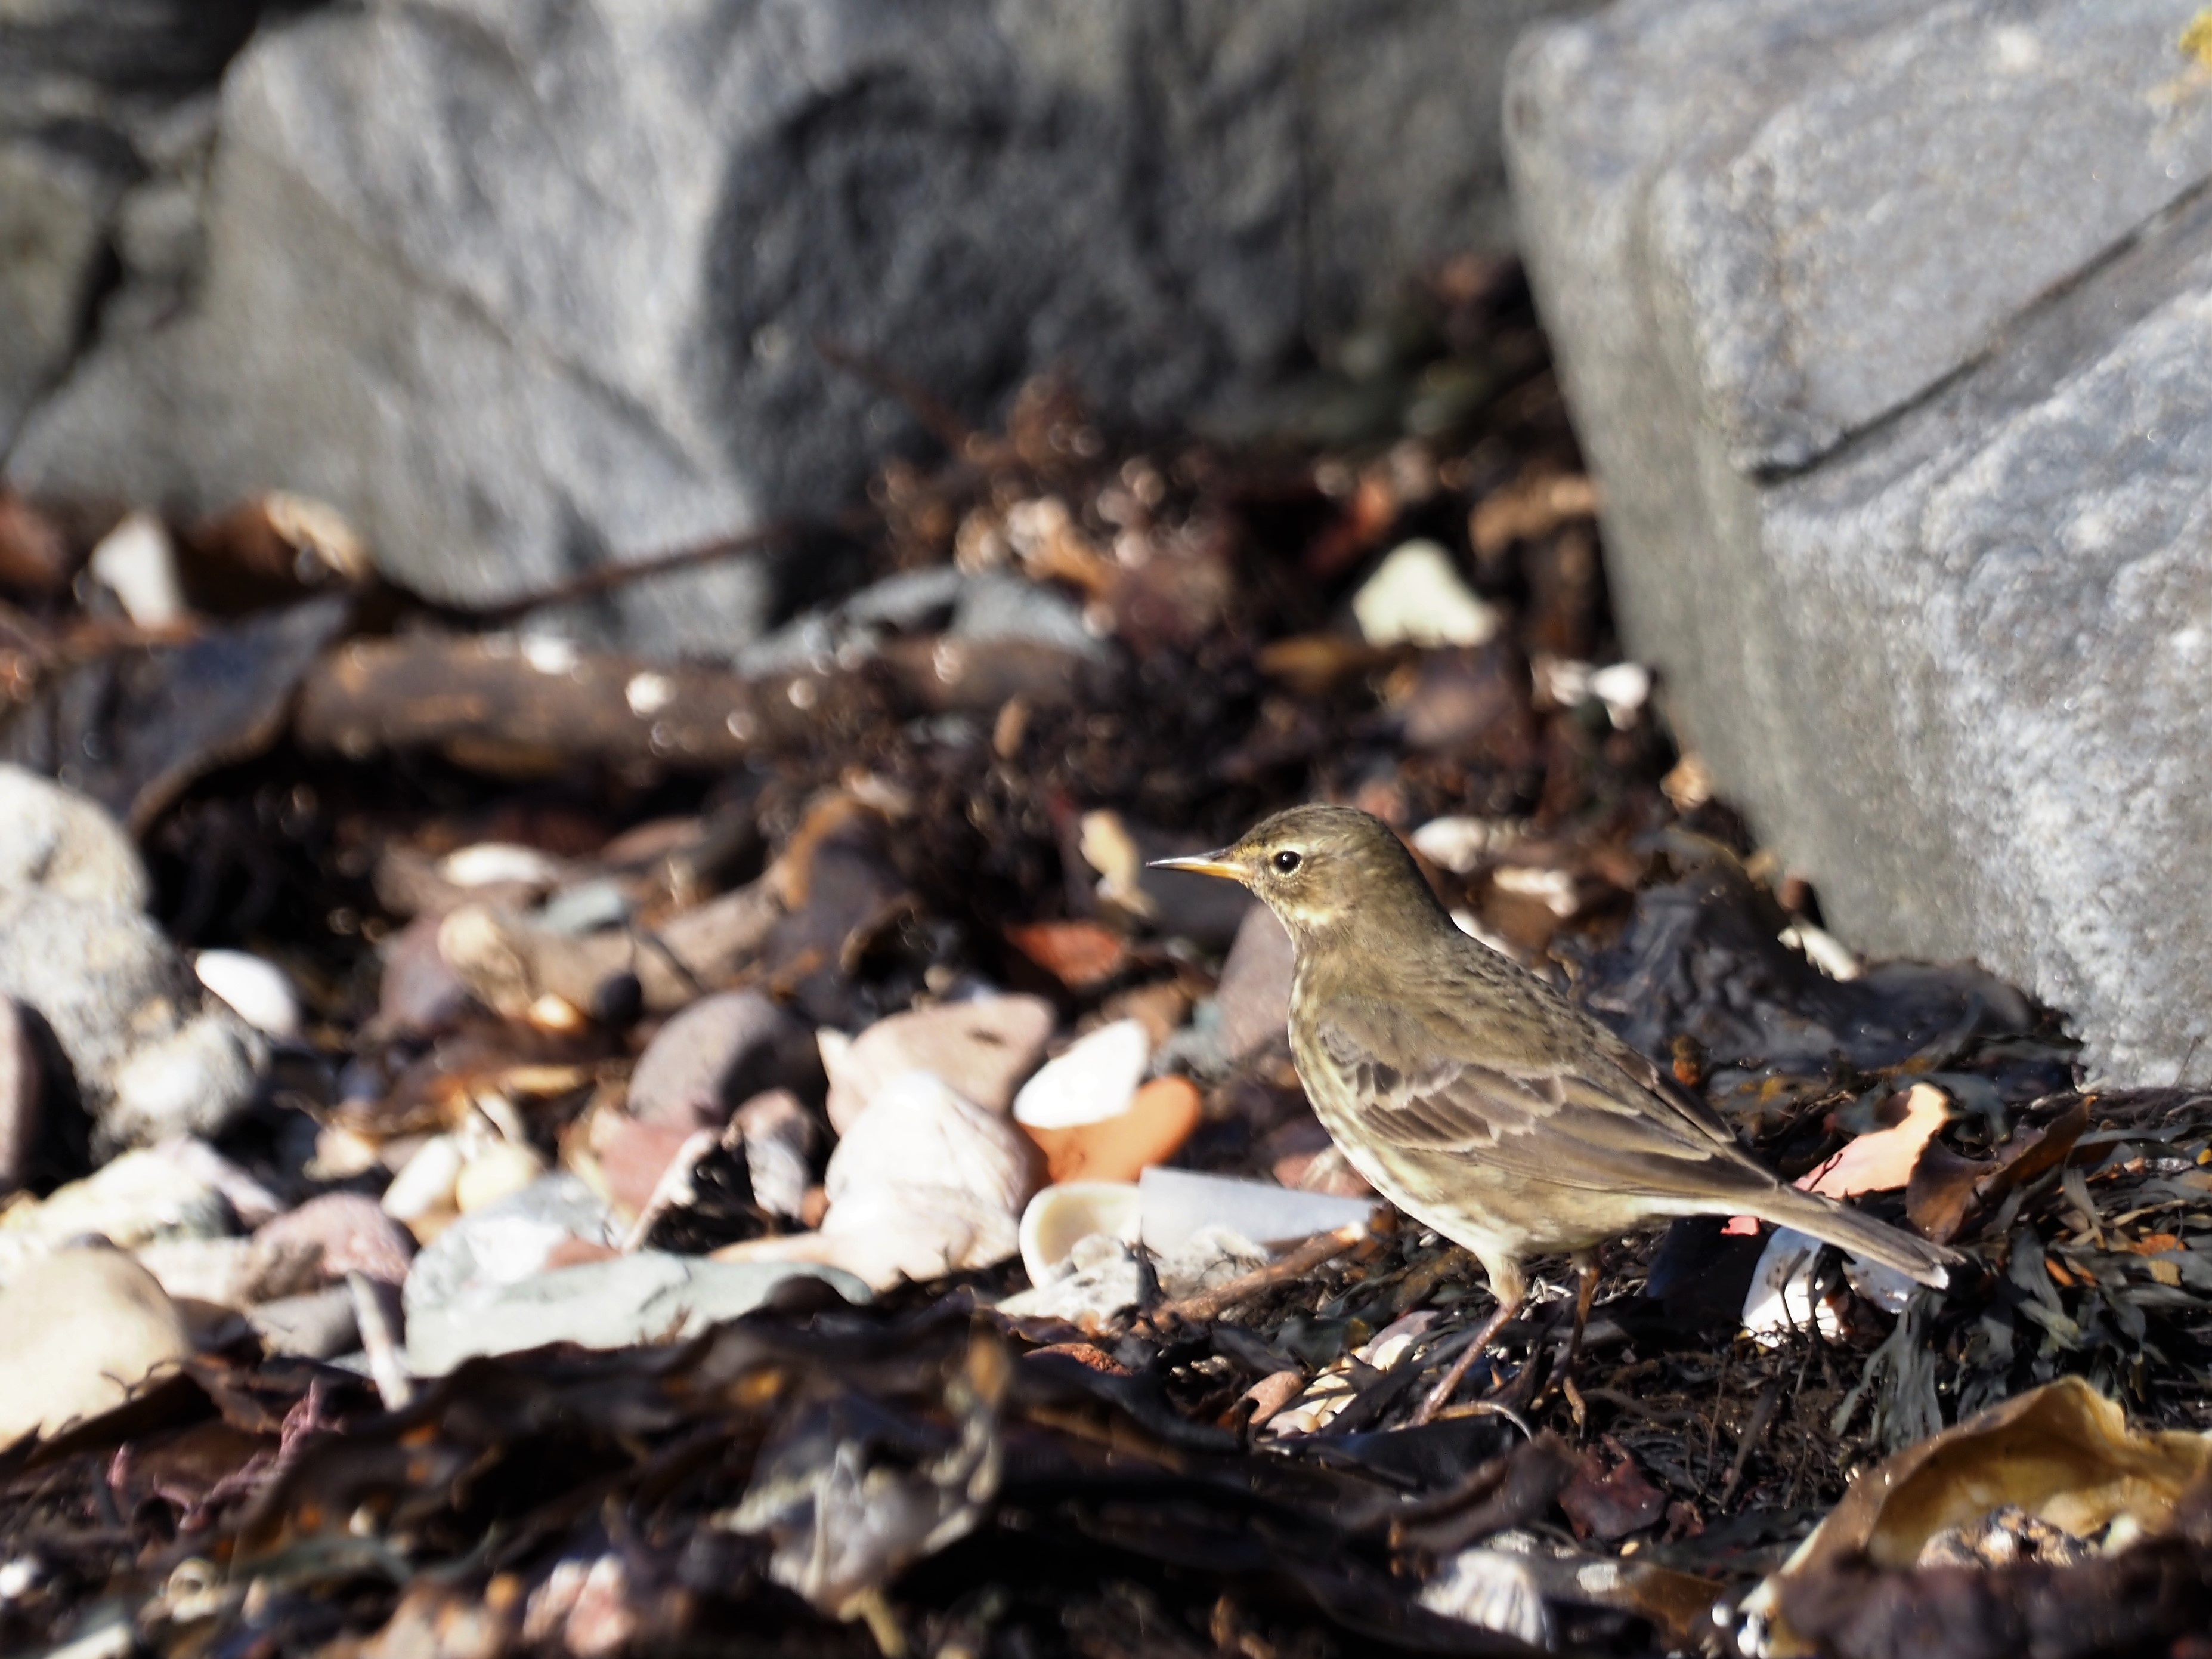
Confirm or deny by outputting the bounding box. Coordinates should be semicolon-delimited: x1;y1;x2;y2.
1413;1261;1526;1426
1558;1250;1600;1430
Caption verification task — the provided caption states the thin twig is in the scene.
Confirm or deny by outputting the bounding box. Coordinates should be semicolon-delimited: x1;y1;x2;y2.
1147;1222;1373;1326
456;508;871;624
812;335;983;459
347;1271;414;1411
1719;1379;1784;1506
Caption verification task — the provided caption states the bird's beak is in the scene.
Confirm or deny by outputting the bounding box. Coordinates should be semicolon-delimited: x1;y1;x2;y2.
1147;848;1248;883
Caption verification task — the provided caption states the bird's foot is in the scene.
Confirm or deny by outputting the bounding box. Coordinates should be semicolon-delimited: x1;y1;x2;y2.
1561;1374;1588;1432
1410;1295;1523;1426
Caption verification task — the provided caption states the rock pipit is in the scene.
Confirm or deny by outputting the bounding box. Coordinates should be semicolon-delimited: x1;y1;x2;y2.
1156;805;1954;1421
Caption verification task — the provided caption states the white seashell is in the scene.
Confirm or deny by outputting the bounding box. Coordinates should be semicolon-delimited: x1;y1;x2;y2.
380;1133;464;1221
817;1070;1039;1287
1351;539;1498;648
998;1232;1143;1322
1011;1019;1150;1129
1137;1166;1373;1256
1740;1226;1843;1346
1419;1547;1552;1646
193;950;302;1040
1017;1181;1141;1286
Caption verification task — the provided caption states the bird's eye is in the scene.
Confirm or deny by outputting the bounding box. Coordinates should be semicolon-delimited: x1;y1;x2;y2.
1271;849;1303;874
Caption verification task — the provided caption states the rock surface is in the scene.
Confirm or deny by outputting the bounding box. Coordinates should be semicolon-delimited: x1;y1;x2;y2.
7;0;1594;659
1214;903;1296;1062
0;889;267;1148
1508;0;2212;1075
0;772;267;1145
627;990;819;1132
0;1;264;448
0;764;151;908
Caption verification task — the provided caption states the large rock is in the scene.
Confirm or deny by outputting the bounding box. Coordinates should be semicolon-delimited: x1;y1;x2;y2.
0;139;123;453
9;0;1590;659
1508;0;2212;1076
0;1;263;92
0;1;274;448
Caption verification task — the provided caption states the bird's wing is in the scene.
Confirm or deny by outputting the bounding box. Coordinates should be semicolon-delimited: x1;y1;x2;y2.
1311;1009;1778;1202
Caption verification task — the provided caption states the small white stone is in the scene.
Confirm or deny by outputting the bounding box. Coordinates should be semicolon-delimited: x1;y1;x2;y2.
1779;922;1863;982
380;1133;464;1221
193;950;302;1040
86;511;186;626
821;994;1054;1132
438;842;564;888
1352;540;1498;648
1410;815;1508;874
1588;660;1652;727
456;1140;549;1214
1492;864;1579;917
1011;1019;1150;1129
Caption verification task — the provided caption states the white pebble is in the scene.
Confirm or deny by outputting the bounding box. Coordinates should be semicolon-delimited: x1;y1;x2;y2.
438;842;564;888
380;1133;464;1221
193;950;302;1040
456;1140;549;1214
86;511;186;626
1410;815;1508;874
1352;540;1498;649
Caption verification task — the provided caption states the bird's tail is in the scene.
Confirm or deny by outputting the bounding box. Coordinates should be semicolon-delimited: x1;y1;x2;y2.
1747;1184;1958;1289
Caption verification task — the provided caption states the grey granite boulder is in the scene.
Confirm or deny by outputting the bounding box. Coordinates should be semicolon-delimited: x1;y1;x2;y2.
1508;0;2212;1076
0;139;123;453
9;0;1591;660
0;1;270;449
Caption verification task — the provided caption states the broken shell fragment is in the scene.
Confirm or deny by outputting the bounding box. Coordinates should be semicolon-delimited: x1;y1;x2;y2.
1011;1018;1150;1130
1017;1180;1142;1286
1020;1074;1202;1185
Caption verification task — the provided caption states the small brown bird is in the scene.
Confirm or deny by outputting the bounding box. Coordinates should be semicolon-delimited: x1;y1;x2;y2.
1155;805;1954;1420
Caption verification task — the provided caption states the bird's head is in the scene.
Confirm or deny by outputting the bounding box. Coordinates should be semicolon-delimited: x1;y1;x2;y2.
1150;805;1443;944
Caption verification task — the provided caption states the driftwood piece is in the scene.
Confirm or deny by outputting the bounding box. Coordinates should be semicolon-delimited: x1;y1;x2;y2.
1;595;353;831
294;633;885;768
295;628;1115;771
